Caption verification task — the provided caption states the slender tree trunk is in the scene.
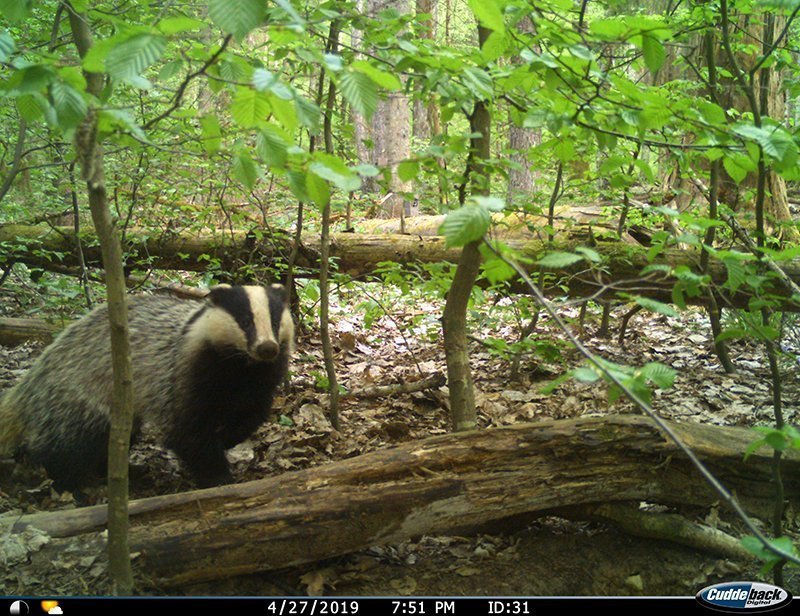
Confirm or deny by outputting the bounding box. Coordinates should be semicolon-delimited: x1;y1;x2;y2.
320;22;341;430
65;2;135;595
442;25;491;432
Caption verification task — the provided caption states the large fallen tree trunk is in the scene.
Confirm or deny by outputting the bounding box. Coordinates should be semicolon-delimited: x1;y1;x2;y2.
2;224;799;310
2;415;797;587
0;317;61;345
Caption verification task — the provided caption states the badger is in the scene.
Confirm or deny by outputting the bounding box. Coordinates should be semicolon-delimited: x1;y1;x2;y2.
0;283;294;490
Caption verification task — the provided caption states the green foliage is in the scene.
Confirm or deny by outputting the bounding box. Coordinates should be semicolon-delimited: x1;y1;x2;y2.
0;0;31;23
339;70;379;120
571;358;677;405
209;0;266;40
105;33;167;86
741;536;798;574
439;204;491;247
0;30;14;62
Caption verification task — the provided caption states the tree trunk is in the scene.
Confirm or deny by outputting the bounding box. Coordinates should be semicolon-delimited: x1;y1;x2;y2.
3;416;797;588
66;3;135;595
412;0;437;144
368;0;411;217
442;24;492;432
506;17;539;204
351;0;371;171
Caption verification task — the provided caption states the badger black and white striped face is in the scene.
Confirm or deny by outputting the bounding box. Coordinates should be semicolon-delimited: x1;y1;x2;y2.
187;284;294;362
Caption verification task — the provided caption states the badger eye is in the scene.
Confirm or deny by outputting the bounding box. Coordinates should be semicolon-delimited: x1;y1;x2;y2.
242;315;254;328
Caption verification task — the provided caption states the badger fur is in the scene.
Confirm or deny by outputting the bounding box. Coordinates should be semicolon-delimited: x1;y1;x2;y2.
0;284;294;490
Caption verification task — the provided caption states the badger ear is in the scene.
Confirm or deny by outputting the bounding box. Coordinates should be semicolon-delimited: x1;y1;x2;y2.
207;284;232;305
269;283;288;304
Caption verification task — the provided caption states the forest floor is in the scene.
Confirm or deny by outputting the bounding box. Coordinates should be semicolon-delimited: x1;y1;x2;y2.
1;285;799;596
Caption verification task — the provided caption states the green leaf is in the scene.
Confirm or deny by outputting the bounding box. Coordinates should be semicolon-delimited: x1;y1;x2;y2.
340;71;378;120
481;30;508;61
398;160;419;182
158;17;206;34
0;0;31;22
8;64;55;94
354;164;380;177
733;124;797;165
462;67;493;100
641;35;665;73
351;60;402;91
741;535;796;566
468;0;505;33
200;115;222;155
0;30;14;63
209;0;266;40
640;362;676;389
269;94;298;134
482;256;515;284
81;38;116;74
16;93;46;121
252;69;294;100
232;151;260;189
538;252;583;268
219;58;249;82
307;171;331;208
574;367;600;383
49;81;87;131
273;0;307;28
295;96;321;131
470;196;505;212
575;246;601;262
439;205;491;247
106;33;167;83
256;124;290;168
540;373;570;395
323;53;344;72
632;296;679;318
672;285;686;310
722;153;753;184
287;170;309;202
310;153;360;192
230;87;269;128
100;109;149;142
159;59;184;81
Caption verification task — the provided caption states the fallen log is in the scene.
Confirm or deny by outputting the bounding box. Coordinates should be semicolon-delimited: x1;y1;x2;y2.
2;415;796;587
0;317;61;345
358;206;627;240
2;224;799;310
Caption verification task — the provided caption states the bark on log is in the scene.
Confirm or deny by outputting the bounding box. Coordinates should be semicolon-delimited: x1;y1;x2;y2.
2;415;797;587
358;206;621;239
0;317;61;346
2;224;800;310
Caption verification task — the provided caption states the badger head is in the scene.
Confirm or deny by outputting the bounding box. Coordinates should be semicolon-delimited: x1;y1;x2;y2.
189;284;295;362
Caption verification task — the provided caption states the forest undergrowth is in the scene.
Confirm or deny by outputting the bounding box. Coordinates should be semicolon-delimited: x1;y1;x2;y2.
1;275;798;595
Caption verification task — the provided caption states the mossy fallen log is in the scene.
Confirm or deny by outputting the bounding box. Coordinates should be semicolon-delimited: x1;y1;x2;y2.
2;224;799;310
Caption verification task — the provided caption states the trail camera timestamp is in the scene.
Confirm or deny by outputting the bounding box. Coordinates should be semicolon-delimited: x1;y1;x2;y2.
391;601;455;614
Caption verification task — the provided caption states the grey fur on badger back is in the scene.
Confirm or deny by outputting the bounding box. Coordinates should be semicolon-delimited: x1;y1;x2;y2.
0;283;294;490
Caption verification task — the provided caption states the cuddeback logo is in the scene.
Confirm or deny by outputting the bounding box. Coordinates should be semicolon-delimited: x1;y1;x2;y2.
696;582;792;612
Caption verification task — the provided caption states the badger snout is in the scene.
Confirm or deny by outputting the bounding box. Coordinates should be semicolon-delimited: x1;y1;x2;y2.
253;339;279;361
